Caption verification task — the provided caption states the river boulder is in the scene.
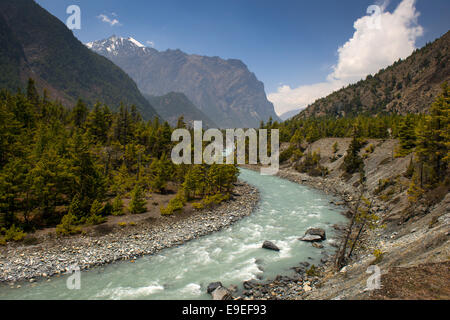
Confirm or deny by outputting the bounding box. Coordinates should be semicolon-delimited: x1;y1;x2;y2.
211;286;233;300
207;282;223;294
299;227;326;242
262;241;280;251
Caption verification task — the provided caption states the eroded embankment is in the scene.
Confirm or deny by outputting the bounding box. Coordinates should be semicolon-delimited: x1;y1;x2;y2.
239;138;449;300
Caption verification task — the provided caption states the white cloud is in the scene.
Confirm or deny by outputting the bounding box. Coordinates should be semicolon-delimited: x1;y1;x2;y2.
268;0;423;116
97;14;121;26
146;40;155;47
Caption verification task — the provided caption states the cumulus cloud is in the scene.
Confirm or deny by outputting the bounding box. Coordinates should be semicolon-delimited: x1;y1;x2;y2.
268;0;423;116
97;14;121;26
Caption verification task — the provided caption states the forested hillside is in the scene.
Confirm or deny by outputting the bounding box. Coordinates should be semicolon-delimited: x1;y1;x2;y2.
276;82;449;211
297;31;450;118
0;0;158;119
0;81;238;244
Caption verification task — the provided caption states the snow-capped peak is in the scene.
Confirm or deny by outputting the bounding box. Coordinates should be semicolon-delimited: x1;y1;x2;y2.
127;37;145;48
85;35;149;56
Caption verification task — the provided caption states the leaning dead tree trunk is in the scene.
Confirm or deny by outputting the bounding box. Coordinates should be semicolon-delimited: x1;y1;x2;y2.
347;199;373;259
335;191;364;270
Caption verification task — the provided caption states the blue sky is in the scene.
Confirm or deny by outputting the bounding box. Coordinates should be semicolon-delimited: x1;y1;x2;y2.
36;0;449;115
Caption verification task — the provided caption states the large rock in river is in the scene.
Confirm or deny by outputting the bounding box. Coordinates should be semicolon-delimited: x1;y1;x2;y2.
262;241;280;251
207;282;223;294
299;228;326;242
211;286;233;300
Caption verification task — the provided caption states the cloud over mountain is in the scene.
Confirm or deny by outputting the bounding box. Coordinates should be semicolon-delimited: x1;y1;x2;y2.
268;0;423;116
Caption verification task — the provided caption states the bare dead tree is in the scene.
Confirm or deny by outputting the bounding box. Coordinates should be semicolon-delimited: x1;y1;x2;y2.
335;192;363;269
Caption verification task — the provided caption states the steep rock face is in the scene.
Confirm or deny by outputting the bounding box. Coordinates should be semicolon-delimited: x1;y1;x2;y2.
144;92;217;128
87;36;280;128
0;0;158;119
297;31;450;119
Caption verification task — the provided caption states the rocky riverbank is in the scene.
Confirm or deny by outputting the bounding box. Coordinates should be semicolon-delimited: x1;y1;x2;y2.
0;182;259;286
237;138;449;300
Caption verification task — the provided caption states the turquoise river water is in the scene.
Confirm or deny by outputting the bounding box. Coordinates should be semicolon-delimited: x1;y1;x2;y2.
0;168;347;300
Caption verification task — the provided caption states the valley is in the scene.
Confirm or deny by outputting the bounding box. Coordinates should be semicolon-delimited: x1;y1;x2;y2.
0;0;448;303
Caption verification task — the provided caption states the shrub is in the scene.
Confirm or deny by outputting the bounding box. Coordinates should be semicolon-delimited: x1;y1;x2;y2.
192;193;230;211
372;249;384;264
80;200;106;225
296;151;328;177
365;144;375;154
2;225;27;242
306;264;320;277
279;146;294;163
332;142;339;154
101;202;113;216
128;222;136;226
192;202;204;210
85;213;106;225
56;213;82;236
118;222;127;228
160;192;185;215
375;178;395;194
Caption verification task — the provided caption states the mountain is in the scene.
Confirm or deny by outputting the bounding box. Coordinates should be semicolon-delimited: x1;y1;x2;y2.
279;108;303;121
86;36;280;128
296;31;450;119
0;0;158;119
144;92;217;128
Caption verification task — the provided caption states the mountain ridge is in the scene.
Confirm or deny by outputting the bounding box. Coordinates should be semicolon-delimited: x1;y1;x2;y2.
294;30;450;119
144;92;217;128
87;35;280;128
0;0;158;119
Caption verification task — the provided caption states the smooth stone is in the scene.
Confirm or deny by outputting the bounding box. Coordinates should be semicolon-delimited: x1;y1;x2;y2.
299;234;323;242
207;282;223;294
262;241;280;251
211;286;233;300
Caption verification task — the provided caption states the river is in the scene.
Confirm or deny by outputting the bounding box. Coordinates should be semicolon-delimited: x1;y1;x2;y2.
0;168;347;300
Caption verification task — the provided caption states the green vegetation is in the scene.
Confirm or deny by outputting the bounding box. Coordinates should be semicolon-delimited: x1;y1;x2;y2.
295;151;328;177
111;196;124;216
0;81;239;239
408;83;449;200
306;264;320;277
343;132;365;175
372;249;384;265
160;192;186;215
0;0;157;119
128;185;147;214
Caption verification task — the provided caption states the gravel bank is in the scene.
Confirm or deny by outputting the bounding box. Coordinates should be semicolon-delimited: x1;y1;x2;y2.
0;182;259;285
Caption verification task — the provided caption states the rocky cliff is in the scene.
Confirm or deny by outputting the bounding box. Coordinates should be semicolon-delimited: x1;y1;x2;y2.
87;36;280;128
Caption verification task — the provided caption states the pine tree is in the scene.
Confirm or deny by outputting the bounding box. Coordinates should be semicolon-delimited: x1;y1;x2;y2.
343;129;364;174
112;195;124;216
71;99;88;128
396;115;417;156
414;83;449;187
26;78;39;106
128;185;147;214
85;199;105;225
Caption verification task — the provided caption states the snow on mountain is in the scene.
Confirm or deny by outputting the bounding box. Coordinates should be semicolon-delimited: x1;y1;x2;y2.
85;35;149;56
